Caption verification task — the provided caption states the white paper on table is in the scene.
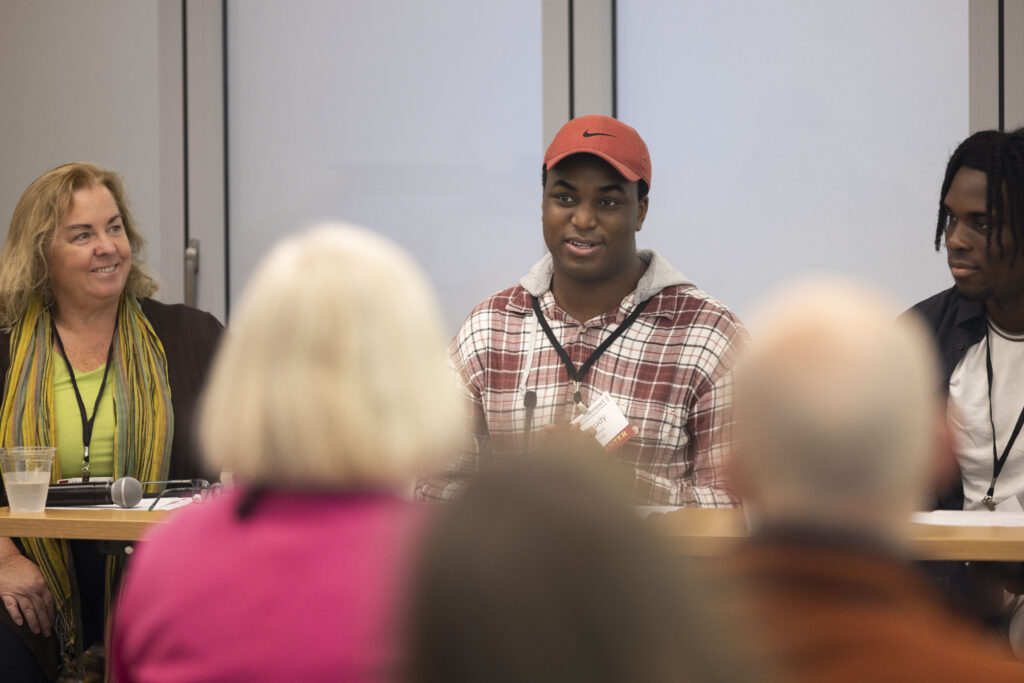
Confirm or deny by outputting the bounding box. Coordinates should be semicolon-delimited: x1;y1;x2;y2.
911;510;1024;527
45;497;193;512
634;505;682;519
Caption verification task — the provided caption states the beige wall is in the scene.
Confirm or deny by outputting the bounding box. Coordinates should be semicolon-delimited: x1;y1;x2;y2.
0;0;185;304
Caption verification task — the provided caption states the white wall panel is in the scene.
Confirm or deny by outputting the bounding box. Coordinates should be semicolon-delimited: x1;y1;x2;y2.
618;0;969;319
0;0;184;302
227;0;543;330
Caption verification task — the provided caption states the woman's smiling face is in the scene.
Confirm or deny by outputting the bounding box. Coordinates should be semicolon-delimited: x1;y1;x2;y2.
49;184;132;313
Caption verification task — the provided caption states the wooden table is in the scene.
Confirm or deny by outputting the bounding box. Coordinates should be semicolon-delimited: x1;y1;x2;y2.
5;506;1024;560
0;508;171;541
648;508;1024;562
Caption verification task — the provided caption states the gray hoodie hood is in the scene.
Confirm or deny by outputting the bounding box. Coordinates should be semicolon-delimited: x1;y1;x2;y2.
519;248;694;301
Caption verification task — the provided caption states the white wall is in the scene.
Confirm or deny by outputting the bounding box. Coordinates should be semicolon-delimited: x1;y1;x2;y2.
0;0;185;303
618;0;968;319
227;0;543;330
0;1;979;327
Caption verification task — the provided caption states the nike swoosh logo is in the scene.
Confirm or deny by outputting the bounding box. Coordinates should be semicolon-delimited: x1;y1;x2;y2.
582;130;614;137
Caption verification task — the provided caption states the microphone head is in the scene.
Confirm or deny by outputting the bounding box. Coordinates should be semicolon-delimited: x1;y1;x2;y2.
111;477;143;508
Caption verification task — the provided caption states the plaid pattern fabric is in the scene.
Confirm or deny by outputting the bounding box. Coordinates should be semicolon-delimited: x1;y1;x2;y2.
416;266;748;506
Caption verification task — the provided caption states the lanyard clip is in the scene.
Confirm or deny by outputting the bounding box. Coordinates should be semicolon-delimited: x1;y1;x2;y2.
81;446;90;483
573;381;587;412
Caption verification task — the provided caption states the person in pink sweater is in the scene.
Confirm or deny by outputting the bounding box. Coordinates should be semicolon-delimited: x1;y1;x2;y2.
109;224;463;682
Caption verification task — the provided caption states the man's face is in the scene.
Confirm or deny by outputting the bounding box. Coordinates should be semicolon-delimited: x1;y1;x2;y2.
944;166;1024;304
542;154;648;287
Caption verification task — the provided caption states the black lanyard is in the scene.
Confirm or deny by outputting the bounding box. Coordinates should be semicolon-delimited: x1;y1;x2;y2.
982;325;1024;510
530;295;650;409
51;320;115;483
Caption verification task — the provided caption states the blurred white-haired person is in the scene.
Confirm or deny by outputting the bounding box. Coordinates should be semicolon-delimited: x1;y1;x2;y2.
724;277;1024;683
109;224;463;683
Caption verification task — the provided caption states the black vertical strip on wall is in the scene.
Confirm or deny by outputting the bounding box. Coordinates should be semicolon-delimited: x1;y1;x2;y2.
999;0;1005;131
611;0;617;119
568;0;575;119
222;0;231;318
181;0;191;247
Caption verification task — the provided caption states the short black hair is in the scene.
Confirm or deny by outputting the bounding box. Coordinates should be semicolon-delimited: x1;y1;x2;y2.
542;163;649;201
935;128;1024;261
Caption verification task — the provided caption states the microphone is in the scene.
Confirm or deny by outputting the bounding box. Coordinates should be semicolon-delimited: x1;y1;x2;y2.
46;477;143;508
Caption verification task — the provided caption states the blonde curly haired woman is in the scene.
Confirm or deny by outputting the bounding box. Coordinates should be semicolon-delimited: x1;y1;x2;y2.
0;163;222;680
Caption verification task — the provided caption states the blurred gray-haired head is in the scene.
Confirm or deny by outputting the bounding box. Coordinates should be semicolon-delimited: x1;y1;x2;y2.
199;223;464;491
732;276;942;541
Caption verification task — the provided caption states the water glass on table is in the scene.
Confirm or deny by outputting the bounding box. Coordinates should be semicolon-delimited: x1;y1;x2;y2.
0;446;56;512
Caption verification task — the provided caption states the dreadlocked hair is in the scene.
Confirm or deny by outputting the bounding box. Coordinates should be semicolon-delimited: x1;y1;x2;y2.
935;129;1024;263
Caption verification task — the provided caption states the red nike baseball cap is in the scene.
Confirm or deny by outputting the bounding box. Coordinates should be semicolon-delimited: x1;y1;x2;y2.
543;115;652;188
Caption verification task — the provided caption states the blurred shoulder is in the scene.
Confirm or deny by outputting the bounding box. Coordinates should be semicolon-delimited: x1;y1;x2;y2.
133;492;236;565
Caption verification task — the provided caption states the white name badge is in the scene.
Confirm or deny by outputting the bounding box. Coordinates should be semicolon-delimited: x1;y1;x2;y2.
570;391;638;452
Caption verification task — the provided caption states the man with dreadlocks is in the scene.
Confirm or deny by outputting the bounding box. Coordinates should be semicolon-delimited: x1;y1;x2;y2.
911;129;1024;513
910;130;1024;656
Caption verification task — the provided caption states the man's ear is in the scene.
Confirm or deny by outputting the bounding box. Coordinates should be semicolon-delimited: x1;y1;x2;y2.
636;196;649;232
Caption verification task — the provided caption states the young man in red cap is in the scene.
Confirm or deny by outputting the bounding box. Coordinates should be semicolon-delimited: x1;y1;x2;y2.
416;115;747;505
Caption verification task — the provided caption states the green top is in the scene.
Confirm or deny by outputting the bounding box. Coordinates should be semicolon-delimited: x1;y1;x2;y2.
52;350;115;479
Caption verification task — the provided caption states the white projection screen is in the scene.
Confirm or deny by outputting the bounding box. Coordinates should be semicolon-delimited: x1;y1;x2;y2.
616;0;968;320
227;1;543;330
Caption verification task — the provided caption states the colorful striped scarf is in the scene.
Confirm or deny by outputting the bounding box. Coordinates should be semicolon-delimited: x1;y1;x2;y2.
0;293;173;674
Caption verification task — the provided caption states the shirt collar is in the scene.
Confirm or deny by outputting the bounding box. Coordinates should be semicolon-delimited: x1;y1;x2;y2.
953;290;986;327
511;248;694;320
951;290;988;342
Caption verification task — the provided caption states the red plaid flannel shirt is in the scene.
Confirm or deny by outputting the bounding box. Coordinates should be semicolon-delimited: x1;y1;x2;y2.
415;251;748;506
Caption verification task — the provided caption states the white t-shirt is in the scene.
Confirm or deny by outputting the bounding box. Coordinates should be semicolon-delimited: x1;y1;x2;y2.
948;319;1024;510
